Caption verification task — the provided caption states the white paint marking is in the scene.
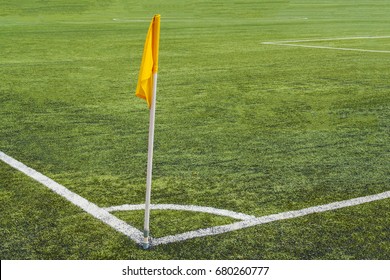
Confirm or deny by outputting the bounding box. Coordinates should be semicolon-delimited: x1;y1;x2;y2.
262;35;390;53
1;150;389;247
263;43;390;53
154;190;390;245
112;18;195;23
263;35;390;44
104;204;256;221
0;151;143;244
112;19;150;22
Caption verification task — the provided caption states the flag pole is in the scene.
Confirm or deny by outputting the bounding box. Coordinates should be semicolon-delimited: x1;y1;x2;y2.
135;14;160;250
142;72;158;249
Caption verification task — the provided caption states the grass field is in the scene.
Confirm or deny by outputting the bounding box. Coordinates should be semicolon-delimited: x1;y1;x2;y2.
1;0;389;259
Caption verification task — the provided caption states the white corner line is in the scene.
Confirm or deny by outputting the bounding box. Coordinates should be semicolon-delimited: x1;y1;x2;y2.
0;151;143;244
2;150;389;247
104;204;256;221
153;190;390;246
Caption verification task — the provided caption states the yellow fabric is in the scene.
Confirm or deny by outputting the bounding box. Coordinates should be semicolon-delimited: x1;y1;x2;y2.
135;15;160;108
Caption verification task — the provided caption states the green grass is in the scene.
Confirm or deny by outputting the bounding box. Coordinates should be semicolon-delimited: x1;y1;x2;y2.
1;0;389;259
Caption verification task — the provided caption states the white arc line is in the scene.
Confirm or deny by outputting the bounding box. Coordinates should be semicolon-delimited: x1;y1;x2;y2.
104;204;256;221
0;151;143;244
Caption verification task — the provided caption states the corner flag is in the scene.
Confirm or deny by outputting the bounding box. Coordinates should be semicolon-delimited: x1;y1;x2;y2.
135;15;161;249
135;14;160;108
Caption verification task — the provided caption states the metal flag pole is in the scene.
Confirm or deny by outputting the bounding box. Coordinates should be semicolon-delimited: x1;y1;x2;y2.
143;72;158;249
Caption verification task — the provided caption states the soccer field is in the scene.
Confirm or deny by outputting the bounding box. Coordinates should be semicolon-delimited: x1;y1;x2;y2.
1;0;389;259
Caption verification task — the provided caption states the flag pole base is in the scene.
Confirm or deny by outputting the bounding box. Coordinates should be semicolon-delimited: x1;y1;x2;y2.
142;242;150;250
142;231;151;250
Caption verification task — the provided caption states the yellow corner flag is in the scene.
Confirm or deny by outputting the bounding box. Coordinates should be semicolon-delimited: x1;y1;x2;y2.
135;15;160;109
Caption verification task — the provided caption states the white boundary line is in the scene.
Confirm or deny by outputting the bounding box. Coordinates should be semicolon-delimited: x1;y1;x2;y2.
263;43;390;54
154;190;390;245
0;151;143;244
262;35;390;53
263;35;390;44
1;150;389;247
